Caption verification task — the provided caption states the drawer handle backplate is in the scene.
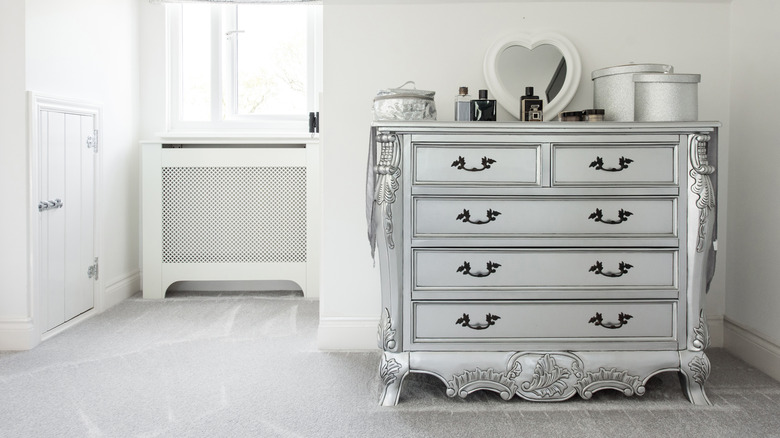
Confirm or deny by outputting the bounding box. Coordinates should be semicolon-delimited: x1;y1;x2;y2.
456;313;501;330
589;156;633;172
451;155;496;172
589;312;633;329
457;209;501;225
590;261;633;277
457;260;501;277
589;208;632;224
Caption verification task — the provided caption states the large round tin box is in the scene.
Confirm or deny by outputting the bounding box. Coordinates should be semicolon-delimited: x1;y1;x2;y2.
592;63;673;121
633;73;700;122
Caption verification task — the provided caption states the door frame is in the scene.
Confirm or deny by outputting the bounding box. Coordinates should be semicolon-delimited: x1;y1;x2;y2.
28;92;103;342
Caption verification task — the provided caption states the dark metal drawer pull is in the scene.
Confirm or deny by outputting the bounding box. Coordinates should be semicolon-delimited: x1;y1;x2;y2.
457;261;501;277
451;155;496;172
456;313;501;330
589;312;633;329
589;208;632;224
590;261;633;277
589;156;633;172
457;208;501;225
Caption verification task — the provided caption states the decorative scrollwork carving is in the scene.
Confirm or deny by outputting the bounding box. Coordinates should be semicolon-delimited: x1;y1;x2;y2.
689;134;716;253
588;208;633;224
456;313;501;330
451;156;497;172
588;312;633;329
589;261;633;277
575;367;645;399
692;310;710;351
590;156;633;172
457;261;501;277
446;368;519;400
521;354;571;398
456;209;501;225
688;354;711;386
374;133;401;249
379;354;402;387
377;308;397;351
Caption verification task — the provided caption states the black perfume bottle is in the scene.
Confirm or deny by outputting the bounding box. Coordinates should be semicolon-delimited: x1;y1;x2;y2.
470;89;496;121
520;86;544;121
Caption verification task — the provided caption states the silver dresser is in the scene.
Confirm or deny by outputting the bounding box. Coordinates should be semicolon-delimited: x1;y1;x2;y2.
368;122;718;406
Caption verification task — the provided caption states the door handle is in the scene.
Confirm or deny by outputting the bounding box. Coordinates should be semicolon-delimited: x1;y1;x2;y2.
38;199;63;212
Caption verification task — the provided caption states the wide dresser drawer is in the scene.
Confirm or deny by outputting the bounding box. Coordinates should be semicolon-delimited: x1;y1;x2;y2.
413;249;677;291
414;197;676;237
413;300;676;341
553;144;677;186
415;144;540;185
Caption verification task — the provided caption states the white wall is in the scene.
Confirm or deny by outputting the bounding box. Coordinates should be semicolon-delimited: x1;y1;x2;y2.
0;0;35;349
319;1;731;349
0;0;141;350
139;2;167;139
725;0;780;379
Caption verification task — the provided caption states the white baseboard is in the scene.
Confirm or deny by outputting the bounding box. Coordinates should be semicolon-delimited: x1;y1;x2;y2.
724;316;780;382
103;270;141;310
0;319;38;351
317;317;378;351
707;313;724;348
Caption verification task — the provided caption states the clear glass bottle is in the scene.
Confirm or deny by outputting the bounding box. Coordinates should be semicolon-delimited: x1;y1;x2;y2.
470;89;496;121
454;86;471;121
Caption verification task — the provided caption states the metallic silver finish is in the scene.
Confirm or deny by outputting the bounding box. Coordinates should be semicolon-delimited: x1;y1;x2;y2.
592;63;673;121
373;81;437;122
369;122;719;406
634;73;700;122
38;198;63;212
86;130;98;153
87;257;99;280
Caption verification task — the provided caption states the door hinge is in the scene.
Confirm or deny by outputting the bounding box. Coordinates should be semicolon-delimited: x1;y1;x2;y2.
308;112;319;134
87;257;99;280
86;130;99;153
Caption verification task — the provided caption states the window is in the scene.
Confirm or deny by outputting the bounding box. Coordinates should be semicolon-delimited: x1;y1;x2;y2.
167;3;322;133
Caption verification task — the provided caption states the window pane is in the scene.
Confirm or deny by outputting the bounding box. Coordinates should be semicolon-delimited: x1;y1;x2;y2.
235;5;307;116
181;4;211;121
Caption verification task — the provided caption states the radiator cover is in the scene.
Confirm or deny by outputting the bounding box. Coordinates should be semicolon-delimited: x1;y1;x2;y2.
141;141;319;299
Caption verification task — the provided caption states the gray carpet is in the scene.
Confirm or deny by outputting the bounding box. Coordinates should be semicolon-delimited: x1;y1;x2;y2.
1;291;779;438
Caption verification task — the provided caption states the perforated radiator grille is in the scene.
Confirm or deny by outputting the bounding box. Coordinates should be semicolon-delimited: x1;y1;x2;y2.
161;166;306;264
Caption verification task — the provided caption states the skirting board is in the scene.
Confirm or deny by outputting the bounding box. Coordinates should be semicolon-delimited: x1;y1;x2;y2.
103;270;141;309
0;319;38;351
317;313;726;352
724;316;780;382
317;317;378;351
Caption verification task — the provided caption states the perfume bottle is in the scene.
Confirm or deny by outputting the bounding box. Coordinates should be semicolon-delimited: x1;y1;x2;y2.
470;89;496;121
520;86;544;121
454;86;471;121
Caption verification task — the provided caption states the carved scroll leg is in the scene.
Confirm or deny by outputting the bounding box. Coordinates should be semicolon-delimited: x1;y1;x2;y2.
379;352;409;406
679;351;713;405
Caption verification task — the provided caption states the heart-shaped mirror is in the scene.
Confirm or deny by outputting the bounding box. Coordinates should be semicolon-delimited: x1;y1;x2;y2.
484;32;581;120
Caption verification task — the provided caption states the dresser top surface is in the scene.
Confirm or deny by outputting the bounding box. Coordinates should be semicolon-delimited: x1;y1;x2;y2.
373;121;719;135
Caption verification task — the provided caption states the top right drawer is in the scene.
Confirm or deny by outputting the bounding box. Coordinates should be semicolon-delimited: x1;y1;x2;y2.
553;144;677;186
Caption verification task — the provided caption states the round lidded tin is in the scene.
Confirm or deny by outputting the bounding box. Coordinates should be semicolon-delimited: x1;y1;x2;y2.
581;109;605;122
633;73;700;122
591;63;674;121
559;111;582;121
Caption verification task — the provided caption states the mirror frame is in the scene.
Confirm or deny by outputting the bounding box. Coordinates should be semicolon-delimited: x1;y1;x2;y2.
484;32;582;120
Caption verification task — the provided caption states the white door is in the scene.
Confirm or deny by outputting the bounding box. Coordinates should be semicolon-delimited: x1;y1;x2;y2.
37;108;97;331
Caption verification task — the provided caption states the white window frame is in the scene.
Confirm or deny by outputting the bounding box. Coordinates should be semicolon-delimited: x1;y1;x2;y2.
166;3;322;134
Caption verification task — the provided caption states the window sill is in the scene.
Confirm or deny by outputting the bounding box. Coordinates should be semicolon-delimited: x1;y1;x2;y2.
152;130;319;145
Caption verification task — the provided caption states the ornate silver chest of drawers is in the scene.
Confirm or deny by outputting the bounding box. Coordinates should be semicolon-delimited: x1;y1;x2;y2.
368;122;718;406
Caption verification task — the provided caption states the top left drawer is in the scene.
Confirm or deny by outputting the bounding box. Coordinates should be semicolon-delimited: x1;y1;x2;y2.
414;144;541;186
